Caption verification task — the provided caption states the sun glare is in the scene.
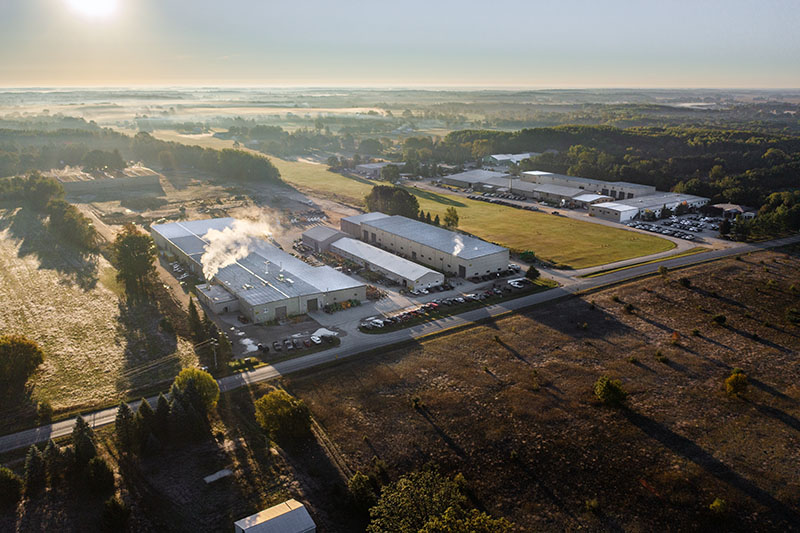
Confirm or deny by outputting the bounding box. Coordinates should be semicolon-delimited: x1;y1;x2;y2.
65;0;119;19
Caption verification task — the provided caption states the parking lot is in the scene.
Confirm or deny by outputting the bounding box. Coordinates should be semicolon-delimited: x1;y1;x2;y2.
626;214;722;241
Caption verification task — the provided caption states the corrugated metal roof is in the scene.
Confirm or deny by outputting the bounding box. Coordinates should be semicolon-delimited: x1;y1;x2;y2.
591;202;641;212
573;193;612;202
444;169;510;184
302;225;345;243
528;183;585;197
330;237;442;282
362;215;507;260
341;212;391;226
610;192;709;210
234;499;316;533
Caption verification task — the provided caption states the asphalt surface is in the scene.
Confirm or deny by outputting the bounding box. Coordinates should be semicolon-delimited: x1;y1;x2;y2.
2;234;798;455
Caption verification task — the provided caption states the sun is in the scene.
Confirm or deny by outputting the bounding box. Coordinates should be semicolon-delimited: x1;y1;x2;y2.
65;0;119;19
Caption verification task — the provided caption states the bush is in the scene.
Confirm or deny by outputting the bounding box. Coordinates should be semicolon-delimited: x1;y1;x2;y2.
585;498;600;513
102;496;131;531
611;295;621;303
0;467;23;508
691;328;700;337
658;265;668;277
786;307;800;325
254;389;311;443
655;350;669;363
624;303;635;313
708;497;727;515
678;277;691;288
593;376;627;407
348;471;377;511
525;266;540;281
725;369;748;396
627;356;639;364
37;400;54;423
86;457;115;495
712;314;727;326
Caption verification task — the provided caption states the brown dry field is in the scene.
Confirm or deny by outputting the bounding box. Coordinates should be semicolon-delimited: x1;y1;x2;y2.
287;249;800;531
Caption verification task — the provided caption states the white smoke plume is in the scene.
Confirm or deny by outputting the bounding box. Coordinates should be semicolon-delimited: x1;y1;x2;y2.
201;216;275;280
452;234;464;256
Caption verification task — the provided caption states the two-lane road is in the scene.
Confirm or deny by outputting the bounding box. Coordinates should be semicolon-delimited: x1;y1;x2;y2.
2;234;798;455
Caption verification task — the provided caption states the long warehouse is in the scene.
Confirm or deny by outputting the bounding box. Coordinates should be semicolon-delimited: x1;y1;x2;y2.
151;218;366;323
343;213;509;278
330;236;444;289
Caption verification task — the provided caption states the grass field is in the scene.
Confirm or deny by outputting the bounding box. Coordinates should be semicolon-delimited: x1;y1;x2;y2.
286;250;800;531
149;130;674;269
0;207;197;429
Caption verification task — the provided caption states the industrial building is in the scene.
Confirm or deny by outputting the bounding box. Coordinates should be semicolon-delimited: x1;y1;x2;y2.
151;218;366;323
354;162;395;178
713;203;757;219
330;236;444;289
522;171;657;199
440;169;511;189
234;499;316;533
301;225;347;252
346;213;509;278
589;192;710;222
483;152;539;166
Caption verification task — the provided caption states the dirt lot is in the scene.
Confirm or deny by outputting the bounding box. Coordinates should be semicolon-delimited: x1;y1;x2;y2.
284;249;800;531
0;207;197;432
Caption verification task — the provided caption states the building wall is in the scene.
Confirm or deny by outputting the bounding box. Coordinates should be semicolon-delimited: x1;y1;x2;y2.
523;173;656;198
340;219;362;239
196;287;240;314
588;206;637;223
62;174;164;198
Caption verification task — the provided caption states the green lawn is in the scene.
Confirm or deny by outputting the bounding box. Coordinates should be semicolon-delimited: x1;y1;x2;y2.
149;130;674;269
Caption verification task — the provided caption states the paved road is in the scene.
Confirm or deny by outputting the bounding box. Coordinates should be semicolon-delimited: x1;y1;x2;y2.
2;234;798;455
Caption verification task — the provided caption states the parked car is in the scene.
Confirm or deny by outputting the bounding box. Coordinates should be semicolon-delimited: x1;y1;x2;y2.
272;341;282;352
310;335;322;345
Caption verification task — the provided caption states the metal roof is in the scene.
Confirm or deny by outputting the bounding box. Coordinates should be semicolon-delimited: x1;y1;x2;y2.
362;215;507;260
522;171;656;191
609;192;709;210
234;499;315;533
528;183;585;197
591;202;641;212
330;237;442;282
573;193;612;202
302;225;345;243
151;218;363;307
341;212;391;226
444;169;510;184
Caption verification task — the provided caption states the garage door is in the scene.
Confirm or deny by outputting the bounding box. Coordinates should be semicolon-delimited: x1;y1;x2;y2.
307;299;318;312
275;306;287;320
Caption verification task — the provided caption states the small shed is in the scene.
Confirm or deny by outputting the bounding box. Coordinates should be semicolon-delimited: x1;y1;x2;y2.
234;499;316;533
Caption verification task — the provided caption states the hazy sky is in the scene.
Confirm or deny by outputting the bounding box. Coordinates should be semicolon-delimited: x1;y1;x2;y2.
0;0;798;88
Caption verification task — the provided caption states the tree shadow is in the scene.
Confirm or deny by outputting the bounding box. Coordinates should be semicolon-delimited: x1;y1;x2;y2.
403;186;467;207
725;325;792;354
749;378;795;403
529;304;636;340
746;400;800;433
688;286;746;309
114;299;181;393
416;405;466;458
623;409;800;525
496;338;531;365
5;207;99;291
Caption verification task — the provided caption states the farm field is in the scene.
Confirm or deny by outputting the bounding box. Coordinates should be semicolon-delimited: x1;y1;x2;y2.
0;207;197;432
284;249;800;531
148;130;674;269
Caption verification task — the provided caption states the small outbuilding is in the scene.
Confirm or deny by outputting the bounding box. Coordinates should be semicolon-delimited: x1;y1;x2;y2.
302;225;347;253
234;499;316;533
712;203;757;219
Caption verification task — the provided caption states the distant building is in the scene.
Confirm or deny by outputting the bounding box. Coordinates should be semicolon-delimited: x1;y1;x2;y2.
440;169;511;188
355;162;395;178
589;193;709;222
483;153;539;166
713;203;757;219
234;499;316;533
522;171;657;200
301;225;347;253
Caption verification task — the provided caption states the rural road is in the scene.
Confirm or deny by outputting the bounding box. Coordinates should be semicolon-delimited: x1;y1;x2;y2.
2;234;799;455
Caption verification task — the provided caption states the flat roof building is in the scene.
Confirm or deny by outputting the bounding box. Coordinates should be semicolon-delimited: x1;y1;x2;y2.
355;162;396;178
589;192;709;222
522;171;657;199
340;212;391;239
441;169;511;189
357;214;509;279
151;218;365;323
234;499;315;533
330;237;444;289
484;153;539;166
713;203;757;219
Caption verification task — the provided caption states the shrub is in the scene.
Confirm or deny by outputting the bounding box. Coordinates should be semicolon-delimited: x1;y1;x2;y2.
102;496;131;531
254;389;311;443
658;265;668;277
611;295;621;303
411;396;424;409
86;457;115;495
786;307;800;325
37;400;54;423
712;314;727;326
691;329;700;337
655;351;669;363
585;498;600;513
525;266;540;281
0;467;23;508
708;497;727;515
627;356;639;364
348;471;377;511
725;369;748;396
593;376;627;407
678;277;691;288
624;303;635;313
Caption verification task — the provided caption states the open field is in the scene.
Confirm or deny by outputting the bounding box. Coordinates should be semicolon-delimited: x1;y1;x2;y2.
148;130;674;269
0;207;197;432
283;249;800;531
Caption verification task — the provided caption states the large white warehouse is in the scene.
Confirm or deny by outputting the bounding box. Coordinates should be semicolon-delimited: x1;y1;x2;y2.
589;192;710;222
151;218;366;323
344;213;509;278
